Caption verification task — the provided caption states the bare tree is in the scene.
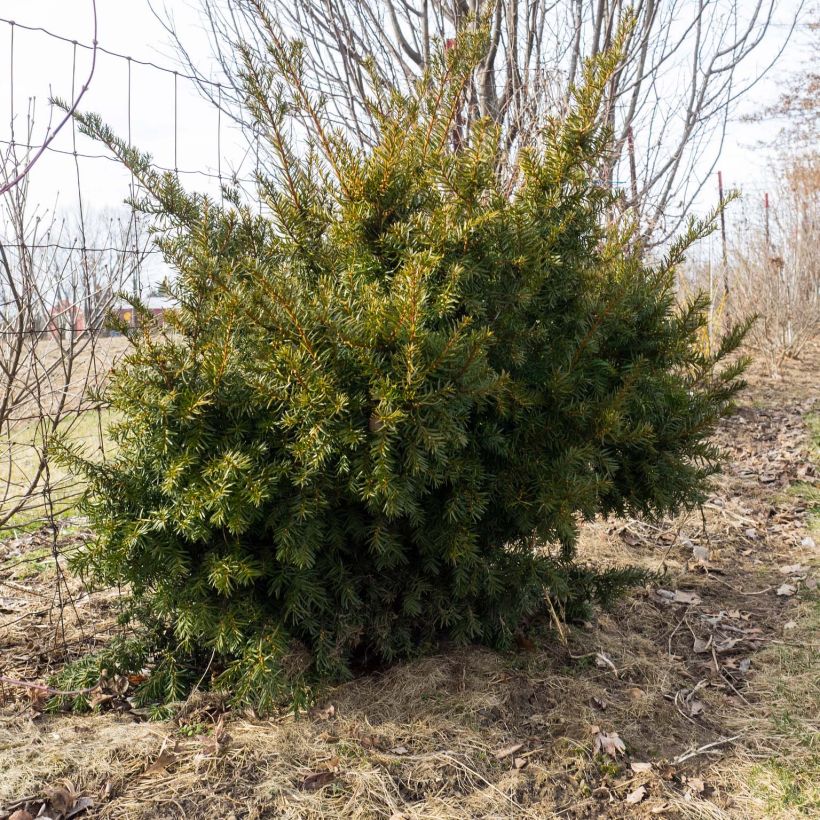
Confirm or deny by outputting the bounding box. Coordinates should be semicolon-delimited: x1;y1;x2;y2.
727;19;819;374
0;0;98;198
0;123;145;531
153;0;801;245
750;10;818;152
742;158;818;369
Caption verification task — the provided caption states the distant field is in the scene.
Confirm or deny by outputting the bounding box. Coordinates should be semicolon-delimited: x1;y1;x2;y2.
0;335;127;532
0;408;117;530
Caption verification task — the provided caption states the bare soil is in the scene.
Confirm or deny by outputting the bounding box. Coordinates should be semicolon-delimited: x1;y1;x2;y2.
1;344;817;819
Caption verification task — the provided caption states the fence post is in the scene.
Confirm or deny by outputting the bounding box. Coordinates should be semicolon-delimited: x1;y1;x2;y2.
718;171;729;309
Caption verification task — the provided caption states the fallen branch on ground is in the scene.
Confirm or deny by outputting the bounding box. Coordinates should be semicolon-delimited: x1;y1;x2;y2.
673;735;742;764
0;674;98;697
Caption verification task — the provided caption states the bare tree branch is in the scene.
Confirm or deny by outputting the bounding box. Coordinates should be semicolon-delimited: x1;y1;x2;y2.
0;0;98;197
158;0;802;245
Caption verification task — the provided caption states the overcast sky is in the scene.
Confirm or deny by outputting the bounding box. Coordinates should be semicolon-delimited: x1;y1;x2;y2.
0;0;813;250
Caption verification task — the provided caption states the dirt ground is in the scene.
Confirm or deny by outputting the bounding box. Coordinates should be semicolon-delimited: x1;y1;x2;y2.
1;344;817;819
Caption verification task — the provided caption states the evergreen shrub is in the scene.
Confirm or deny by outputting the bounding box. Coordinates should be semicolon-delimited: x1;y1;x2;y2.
59;27;748;709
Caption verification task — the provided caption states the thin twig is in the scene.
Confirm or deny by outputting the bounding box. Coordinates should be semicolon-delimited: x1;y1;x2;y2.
545;594;568;647
711;577;776;596
672;735;742;765
719;671;751;706
0;0;99;196
0;578;46;596
0;674;98;697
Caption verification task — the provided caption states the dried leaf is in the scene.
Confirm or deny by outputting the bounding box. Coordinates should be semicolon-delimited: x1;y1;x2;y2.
693;636;712;654
630;761;653;773
688;777;706;794
595;652;618;675
44;785;75;816
513;756;528;770
800;536;816;548
779;564;805;575
715;637;741;653
776;583;797;597
309;703;336;721
197;718;230;758
9;811;35;820
626;785;647;805
494;742;524;760
144;748;176;775
594;730;626;757
88;692;113;710
689;699;705;717
783;620;797;631
65;797;94;819
300;771;336;791
213;716;229;750
389;746;408;756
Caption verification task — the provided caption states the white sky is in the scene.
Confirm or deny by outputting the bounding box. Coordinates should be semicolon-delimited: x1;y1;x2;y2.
1;0;241;210
0;0;814;253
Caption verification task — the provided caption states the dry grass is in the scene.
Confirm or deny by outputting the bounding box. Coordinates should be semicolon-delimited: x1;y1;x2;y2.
0;343;817;819
0;335;127;531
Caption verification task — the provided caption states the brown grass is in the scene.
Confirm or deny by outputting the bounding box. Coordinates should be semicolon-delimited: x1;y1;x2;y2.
1;343;817;819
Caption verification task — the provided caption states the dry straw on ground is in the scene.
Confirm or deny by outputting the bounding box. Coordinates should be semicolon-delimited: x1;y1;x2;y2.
1;344;818;819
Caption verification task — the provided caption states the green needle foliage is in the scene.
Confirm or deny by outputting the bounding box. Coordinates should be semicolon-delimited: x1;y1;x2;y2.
59;21;749;710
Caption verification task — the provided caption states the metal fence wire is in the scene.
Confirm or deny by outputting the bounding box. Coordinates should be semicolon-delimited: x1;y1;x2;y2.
0;13;268;548
0;12;266;681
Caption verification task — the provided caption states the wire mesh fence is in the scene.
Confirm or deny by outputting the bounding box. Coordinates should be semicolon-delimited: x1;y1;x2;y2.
0;9;275;529
0;12;259;684
0;11;270;646
0;10;785;534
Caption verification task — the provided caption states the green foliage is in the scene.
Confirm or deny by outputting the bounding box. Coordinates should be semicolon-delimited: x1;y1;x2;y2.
62;23;748;710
